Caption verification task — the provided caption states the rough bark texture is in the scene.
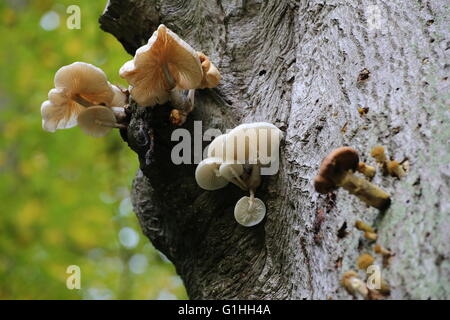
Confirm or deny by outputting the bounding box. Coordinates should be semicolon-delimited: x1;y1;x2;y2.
100;0;450;299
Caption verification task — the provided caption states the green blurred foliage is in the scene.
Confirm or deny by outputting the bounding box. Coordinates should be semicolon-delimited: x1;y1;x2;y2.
0;0;187;300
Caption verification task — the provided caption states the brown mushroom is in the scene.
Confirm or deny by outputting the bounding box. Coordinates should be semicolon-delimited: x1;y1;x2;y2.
313;147;391;210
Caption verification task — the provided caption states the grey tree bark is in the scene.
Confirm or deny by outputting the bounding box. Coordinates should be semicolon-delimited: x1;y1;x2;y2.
100;0;450;299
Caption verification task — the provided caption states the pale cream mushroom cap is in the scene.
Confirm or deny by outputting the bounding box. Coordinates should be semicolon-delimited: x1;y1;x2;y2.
197;52;221;89
41;100;81;132
225;122;282;164
207;134;228;159
234;196;266;227
119;24;203;107
54;62;114;106
77;106;116;137
195;157;229;191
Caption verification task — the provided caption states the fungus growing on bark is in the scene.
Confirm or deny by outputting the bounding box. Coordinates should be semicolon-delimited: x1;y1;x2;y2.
387;160;406;179
341;271;369;299
355;220;375;233
42;62;122;132
364;231;377;241
374;244;393;257
77;106;126;137
195;157;229;191
197;52;221;88
370;145;388;175
313;147;391;210
357;162;376;179
119;24;203;107
234;196;266;227
357;253;375;270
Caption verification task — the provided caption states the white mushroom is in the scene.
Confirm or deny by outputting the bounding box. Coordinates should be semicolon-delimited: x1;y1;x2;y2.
234;196;266;227
195;158;229;191
77;106;125;137
219;162;247;190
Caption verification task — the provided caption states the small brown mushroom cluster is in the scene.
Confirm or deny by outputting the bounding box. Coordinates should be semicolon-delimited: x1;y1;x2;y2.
313;147;391;210
195;122;282;227
41;62;128;137
119;24;221;125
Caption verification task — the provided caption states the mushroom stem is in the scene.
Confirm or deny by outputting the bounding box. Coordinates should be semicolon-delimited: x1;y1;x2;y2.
334;170;390;210
162;63;176;90
94;120;127;129
387;161;406;178
228;166;248;191
247;165;262;211
73;94;95;108
248;189;256;211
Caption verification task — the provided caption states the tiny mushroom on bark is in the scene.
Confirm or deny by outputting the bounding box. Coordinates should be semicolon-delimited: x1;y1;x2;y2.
197;52;221;88
356;253;375;270
355;220;375;233
195;157;229;191
77;106;126;137
313;147;391;210
357;162;376;179
387;160;406;179
371;145;389;175
341;271;369;299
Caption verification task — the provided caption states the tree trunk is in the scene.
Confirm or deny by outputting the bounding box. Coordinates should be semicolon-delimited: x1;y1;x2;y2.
100;0;450;299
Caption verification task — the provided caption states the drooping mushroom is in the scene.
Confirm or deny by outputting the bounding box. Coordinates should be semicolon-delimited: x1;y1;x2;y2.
234;196;266;227
77;106;125;137
195;157;229;191
41;62;125;133
119;24;203;107
313;147;391;210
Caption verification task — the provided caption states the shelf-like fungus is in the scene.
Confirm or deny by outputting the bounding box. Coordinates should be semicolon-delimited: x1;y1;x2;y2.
119;24;203;107
77;106;126;137
313;147;391;210
195;157;229;191
234;196;266;227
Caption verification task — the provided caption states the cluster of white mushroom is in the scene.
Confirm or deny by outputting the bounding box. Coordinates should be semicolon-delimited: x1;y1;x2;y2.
41;24;221;136
195;122;282;227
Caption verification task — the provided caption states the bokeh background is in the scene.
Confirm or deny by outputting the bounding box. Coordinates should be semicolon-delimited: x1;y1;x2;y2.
0;0;187;299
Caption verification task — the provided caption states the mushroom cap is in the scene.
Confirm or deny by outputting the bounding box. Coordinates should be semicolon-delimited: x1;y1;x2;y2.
41;99;82;132
356;253;375;270
225;122;282;164
314;147;359;194
197;52;221;88
207;134;228;159
218;162;244;180
234;196;266;227
54;62;114;106
195;157;229;191
119;24;203;107
77;106;116;137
